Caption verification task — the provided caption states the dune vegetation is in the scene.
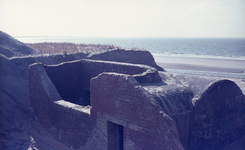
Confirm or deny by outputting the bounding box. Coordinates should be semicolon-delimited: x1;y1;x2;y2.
26;42;120;55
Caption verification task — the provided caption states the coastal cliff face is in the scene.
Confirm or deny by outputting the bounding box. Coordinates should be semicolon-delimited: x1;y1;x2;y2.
1;30;245;150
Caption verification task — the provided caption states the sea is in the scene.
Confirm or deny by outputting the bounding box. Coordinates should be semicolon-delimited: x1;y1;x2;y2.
15;36;245;79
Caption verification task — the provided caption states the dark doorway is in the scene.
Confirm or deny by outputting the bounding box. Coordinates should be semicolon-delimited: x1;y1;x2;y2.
108;121;124;150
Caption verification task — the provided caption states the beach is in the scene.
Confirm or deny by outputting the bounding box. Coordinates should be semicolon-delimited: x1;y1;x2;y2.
154;55;245;72
154;55;245;73
153;55;245;79
153;55;245;95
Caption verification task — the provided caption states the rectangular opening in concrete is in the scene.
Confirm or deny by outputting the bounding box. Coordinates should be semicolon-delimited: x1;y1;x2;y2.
108;121;124;150
44;64;91;106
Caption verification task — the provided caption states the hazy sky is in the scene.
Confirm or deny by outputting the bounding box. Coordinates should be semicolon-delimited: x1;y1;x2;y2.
1;0;245;37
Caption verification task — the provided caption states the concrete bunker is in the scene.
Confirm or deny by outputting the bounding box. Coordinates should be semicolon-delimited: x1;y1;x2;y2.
29;60;184;150
29;58;245;149
36;59;162;107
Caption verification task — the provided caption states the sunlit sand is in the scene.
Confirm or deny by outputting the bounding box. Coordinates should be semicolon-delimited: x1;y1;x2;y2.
154;55;245;73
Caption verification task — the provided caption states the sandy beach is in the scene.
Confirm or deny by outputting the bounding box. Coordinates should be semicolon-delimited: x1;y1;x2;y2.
153;55;245;94
154;55;245;73
153;55;245;80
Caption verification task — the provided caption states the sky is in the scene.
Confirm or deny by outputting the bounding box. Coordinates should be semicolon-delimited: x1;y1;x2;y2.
0;0;245;37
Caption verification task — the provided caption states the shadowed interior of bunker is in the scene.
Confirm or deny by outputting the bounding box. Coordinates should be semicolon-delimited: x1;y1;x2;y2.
44;63;91;106
42;59;159;107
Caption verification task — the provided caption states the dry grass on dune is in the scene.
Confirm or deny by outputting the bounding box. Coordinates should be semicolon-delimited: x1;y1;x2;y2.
26;42;120;55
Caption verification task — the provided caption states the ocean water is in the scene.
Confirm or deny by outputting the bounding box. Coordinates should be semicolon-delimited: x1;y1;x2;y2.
15;36;245;59
15;36;245;79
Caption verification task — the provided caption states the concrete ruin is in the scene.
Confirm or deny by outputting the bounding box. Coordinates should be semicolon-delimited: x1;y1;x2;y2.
29;59;183;150
0;30;166;150
29;59;245;150
1;30;245;149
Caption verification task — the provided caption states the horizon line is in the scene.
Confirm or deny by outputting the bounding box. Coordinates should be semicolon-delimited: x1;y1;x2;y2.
14;36;245;39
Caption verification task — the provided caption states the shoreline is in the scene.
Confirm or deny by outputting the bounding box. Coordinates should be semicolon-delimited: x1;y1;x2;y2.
157;62;245;73
154;55;245;72
154;55;245;79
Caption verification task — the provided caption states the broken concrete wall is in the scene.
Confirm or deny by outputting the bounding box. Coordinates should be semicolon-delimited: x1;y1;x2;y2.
29;62;183;149
1;30;164;149
43;59;161;105
31;100;95;150
29;61;245;150
155;72;245;150
191;80;245;150
87;49;164;71
1;44;163;149
29;63;95;149
144;83;194;150
90;73;184;150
